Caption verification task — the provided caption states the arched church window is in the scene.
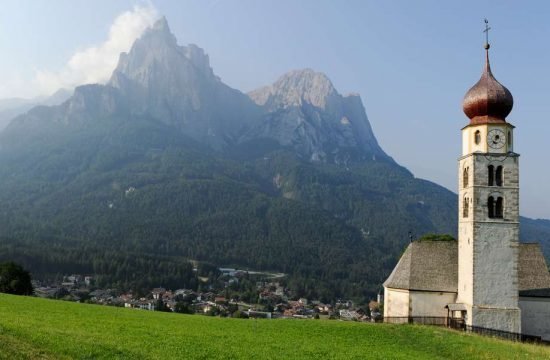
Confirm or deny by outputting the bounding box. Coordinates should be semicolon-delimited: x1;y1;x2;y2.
463;167;469;188
495;166;503;186
463;197;469;218
488;196;495;218
488;165;494;186
474;130;481;144
495;197;504;218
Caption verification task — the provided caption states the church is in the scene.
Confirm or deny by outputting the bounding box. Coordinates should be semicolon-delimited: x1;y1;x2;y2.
383;34;550;340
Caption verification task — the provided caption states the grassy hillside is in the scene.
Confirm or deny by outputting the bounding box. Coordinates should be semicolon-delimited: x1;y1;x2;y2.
1;294;548;359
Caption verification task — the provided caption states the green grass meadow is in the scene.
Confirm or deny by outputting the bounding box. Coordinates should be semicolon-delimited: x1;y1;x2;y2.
0;294;549;359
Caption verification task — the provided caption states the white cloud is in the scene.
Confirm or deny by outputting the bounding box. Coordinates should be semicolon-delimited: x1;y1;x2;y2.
33;5;159;97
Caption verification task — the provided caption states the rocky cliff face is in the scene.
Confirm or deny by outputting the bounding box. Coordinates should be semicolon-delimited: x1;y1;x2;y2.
108;17;260;149
246;69;390;163
3;18;387;164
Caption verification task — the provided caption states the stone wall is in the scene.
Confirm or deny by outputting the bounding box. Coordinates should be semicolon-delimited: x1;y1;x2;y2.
457;145;520;332
520;297;550;340
472;307;521;333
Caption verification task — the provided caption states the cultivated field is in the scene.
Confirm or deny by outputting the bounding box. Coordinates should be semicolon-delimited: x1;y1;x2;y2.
0;294;548;359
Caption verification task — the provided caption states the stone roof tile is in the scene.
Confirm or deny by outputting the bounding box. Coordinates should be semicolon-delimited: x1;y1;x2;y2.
518;243;550;291
383;240;457;292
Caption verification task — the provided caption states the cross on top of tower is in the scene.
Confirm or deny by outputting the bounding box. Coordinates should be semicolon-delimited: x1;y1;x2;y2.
462;18;513;124
483;19;491;50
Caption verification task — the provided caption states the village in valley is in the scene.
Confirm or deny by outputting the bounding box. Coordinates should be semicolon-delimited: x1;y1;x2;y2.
32;268;382;322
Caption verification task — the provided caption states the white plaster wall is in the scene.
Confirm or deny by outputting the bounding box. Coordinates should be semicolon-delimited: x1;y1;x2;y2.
462;125;484;155
410;291;457;317
458;155;474;306
520;297;550;340
462;128;470;156
472;307;521;333
461;124;514;156
384;288;409;317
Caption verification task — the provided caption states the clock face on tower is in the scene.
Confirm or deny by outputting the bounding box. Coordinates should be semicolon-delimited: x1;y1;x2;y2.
487;129;506;149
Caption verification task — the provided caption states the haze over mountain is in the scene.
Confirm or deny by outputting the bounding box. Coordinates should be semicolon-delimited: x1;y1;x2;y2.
0;88;72;131
108;18;261;149
0;18;548;301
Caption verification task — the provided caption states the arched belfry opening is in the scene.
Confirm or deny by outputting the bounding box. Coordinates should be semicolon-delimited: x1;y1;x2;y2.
487;195;504;219
495;197;504;218
488;196;495;218
495;166;503;186
487;165;504;187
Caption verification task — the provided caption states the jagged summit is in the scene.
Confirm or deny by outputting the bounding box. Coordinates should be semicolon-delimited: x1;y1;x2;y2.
106;17;259;147
4;17;387;163
146;16;177;45
249;69;338;110
152;16;170;32
245;69;390;163
109;17;214;88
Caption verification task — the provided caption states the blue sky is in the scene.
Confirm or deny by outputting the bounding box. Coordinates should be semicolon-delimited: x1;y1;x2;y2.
1;0;549;219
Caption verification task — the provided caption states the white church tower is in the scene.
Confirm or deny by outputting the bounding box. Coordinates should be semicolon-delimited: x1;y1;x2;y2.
456;27;521;333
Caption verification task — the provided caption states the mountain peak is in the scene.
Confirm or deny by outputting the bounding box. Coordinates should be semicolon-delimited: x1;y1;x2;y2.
152;16;169;32
282;68;333;84
245;69;389;163
103;17;259;148
135;15;177;49
109;17;216;90
248;69;338;110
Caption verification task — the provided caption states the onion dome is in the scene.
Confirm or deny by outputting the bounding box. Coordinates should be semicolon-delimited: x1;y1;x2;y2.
462;44;513;124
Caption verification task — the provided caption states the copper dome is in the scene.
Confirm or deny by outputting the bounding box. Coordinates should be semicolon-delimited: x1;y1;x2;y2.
462;48;513;124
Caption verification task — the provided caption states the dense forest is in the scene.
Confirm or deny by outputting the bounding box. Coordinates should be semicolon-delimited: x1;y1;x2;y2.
0;113;548;302
0;114;459;302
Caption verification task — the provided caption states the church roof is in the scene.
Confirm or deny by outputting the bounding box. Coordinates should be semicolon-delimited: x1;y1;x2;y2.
518;243;550;291
384;241;550;294
383;240;458;292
